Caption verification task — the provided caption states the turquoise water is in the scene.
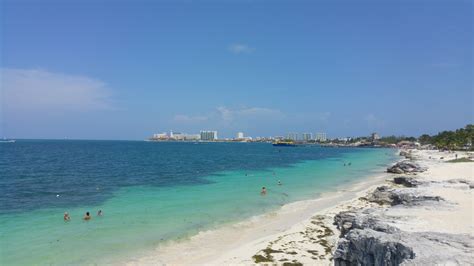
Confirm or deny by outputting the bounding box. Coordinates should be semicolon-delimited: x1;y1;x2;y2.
0;141;396;265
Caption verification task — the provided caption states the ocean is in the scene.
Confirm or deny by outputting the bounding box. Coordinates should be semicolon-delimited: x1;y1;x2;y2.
0;140;397;265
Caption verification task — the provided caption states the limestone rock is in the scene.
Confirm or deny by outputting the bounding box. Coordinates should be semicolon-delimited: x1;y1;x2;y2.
387;161;427;174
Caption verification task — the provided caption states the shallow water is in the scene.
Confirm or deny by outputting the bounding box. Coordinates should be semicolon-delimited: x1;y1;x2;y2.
0;140;396;265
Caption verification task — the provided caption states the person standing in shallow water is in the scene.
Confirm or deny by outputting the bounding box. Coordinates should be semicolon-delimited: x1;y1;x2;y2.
261;187;267;195
64;212;71;221
83;212;91;221
97;210;103;216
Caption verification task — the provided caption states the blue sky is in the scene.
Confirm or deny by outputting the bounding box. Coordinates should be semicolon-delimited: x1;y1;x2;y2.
1;0;472;140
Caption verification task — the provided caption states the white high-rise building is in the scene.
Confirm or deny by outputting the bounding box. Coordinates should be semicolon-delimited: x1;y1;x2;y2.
315;132;327;142
287;132;298;141
236;132;244;139
302;133;313;141
200;131;218;141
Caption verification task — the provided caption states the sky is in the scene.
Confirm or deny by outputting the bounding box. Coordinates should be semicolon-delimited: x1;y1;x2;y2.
1;0;472;140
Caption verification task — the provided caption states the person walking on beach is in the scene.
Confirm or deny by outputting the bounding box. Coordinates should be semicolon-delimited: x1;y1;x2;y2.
83;212;92;221
64;212;71;221
261;187;267;195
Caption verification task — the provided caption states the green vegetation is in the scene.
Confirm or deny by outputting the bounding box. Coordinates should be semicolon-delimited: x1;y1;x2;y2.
420;124;473;150
446;158;473;163
378;136;416;144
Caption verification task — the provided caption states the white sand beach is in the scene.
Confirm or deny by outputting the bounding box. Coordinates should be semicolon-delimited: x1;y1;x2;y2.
127;149;473;265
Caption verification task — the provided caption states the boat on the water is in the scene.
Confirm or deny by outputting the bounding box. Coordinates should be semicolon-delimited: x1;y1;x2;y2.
0;139;16;143
272;141;297;147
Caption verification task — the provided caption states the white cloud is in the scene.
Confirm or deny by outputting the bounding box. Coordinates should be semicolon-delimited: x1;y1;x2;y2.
2;68;113;113
228;43;255;54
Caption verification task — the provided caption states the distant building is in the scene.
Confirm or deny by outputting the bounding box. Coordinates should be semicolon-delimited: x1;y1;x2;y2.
184;134;200;140
287;132;298;141
153;132;168;140
236;132;244;139
171;132;184;140
200;130;218;141
302;133;313;141
371;132;380;141
315;132;327;142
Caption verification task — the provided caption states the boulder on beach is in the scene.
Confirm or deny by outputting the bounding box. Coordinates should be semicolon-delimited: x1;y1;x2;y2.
367;186;442;206
333;210;414;266
393;176;420;187
333;210;398;237
387;161;427;174
333;228;415;266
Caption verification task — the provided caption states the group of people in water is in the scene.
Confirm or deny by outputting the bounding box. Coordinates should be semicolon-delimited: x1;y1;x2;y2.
63;210;103;221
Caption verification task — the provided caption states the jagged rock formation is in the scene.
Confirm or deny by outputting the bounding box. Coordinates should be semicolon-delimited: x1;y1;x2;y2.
366;186;442;206
334;229;414;266
387;161;427;174
393;176;420;187
333;210;398;237
333;210;414;265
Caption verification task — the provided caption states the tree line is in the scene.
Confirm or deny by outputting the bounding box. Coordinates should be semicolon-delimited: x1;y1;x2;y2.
418;124;473;150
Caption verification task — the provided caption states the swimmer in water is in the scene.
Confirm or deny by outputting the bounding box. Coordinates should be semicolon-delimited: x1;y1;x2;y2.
261;187;267;195
97;210;103;216
83;212;91;221
278;180;282;186
64;212;71;221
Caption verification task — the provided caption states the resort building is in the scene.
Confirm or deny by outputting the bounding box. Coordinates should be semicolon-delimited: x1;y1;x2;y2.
152;133;168;140
302;133;313;141
184;134;200;141
236;132;244;139
371;132;380;141
315;132;327;142
200;130;218;141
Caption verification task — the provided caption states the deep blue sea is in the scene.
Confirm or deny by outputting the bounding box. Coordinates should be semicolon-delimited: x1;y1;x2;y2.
0;140;396;265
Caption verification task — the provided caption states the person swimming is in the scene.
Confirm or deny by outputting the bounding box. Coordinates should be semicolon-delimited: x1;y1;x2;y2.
83;212;91;221
261;187;267;195
64;212;71;221
278;180;282;185
97;210;103;216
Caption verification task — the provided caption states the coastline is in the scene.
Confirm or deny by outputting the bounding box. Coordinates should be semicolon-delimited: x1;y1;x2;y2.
126;149;473;265
125;155;399;265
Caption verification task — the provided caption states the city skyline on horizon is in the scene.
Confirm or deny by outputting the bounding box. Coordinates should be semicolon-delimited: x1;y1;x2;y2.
1;0;472;140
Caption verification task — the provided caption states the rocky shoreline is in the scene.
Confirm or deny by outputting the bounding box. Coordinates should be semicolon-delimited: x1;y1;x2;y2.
332;151;473;265
248;150;473;265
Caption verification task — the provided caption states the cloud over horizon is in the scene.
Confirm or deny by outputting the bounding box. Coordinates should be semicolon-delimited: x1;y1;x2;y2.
2;68;113;113
1;68;116;137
